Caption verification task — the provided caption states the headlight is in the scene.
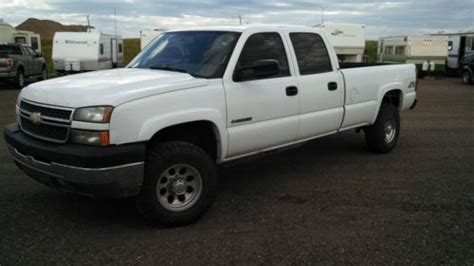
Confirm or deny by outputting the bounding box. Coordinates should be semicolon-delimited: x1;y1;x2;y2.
73;106;113;123
70;129;109;146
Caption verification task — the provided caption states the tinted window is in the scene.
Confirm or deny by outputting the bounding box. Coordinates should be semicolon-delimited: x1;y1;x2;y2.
290;33;332;75
129;31;241;79
0;45;22;55
235;32;290;80
31;37;39;50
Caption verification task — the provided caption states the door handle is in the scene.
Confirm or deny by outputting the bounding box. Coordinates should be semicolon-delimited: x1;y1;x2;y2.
286;86;298;96
328;82;338;91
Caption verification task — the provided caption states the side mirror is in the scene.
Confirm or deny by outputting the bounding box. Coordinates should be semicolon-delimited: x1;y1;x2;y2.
234;59;280;82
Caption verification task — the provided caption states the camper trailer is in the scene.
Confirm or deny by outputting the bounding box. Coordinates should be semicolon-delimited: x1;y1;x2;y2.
378;35;449;74
0;21;42;53
140;29;166;50
52;31;123;73
431;31;474;72
319;23;366;63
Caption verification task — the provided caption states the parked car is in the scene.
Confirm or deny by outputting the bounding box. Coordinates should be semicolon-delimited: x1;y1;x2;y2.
4;25;417;226
460;54;474;84
0;43;48;88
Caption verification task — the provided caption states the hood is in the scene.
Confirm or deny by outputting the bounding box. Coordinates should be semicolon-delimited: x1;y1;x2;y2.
20;68;209;108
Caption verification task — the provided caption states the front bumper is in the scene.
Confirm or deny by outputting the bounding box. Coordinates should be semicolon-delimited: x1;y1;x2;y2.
4;123;146;198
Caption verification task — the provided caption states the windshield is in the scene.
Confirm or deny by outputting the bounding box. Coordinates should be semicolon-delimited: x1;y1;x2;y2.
128;31;241;78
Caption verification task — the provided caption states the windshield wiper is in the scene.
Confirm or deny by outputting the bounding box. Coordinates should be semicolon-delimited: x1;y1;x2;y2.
149;65;207;79
150;65;189;73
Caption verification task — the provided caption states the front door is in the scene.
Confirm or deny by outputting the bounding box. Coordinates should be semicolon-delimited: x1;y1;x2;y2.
223;32;299;158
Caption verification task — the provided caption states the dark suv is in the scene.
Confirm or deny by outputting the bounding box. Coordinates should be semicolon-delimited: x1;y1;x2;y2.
460;54;474;85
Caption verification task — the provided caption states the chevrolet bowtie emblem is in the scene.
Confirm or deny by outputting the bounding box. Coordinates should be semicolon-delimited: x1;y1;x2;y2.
30;112;42;125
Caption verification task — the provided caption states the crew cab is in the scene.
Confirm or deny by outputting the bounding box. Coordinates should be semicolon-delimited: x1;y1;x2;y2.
4;25;417;226
0;43;48;88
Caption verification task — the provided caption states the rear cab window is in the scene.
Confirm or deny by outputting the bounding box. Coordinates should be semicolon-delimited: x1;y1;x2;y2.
234;32;290;81
289;32;333;75
0;45;22;55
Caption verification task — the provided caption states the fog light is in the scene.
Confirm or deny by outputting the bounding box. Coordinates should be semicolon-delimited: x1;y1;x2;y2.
70;130;109;146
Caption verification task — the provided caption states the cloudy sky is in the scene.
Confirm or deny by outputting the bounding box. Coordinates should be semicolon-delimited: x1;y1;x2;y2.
1;0;473;39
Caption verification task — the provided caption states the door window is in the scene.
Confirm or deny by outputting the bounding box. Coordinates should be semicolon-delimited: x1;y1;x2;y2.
234;32;290;81
290;33;332;75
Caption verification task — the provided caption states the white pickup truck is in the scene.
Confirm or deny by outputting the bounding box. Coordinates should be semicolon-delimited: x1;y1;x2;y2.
5;25;417;226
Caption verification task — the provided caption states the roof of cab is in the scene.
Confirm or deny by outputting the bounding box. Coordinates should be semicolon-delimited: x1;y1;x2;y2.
167;24;315;33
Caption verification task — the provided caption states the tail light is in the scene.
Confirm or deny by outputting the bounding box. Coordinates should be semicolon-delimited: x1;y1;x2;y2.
5;58;13;69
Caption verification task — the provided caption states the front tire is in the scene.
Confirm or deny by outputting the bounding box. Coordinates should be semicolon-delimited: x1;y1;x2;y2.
38;65;48;81
364;104;400;153
15;68;25;89
462;70;472;84
136;141;217;227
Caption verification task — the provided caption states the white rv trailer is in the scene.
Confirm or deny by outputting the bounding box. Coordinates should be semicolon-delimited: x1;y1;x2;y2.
431;31;474;71
378;35;449;74
140;29;166;50
318;23;366;63
0;21;42;53
52;31;124;73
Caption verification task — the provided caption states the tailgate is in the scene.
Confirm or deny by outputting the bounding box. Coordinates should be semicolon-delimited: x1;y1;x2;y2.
0;56;12;73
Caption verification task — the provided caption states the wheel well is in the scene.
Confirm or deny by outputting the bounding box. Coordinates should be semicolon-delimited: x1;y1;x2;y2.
382;90;402;109
147;121;219;161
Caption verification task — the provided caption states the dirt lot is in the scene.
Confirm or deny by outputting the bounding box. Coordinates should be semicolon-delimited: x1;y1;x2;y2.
0;78;473;264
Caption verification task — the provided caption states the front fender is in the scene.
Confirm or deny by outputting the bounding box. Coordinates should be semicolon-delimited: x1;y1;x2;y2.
137;108;228;161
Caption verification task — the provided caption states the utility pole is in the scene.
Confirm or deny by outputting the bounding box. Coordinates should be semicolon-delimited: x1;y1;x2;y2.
238;15;242;25
86;15;91;32
321;7;325;25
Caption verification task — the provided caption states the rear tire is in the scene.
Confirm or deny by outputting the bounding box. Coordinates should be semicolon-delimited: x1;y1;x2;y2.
462;70;472;84
15;68;25;89
136;141;217;227
364;104;400;153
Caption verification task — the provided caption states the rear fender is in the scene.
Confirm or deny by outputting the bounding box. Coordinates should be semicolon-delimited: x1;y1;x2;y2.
370;82;403;124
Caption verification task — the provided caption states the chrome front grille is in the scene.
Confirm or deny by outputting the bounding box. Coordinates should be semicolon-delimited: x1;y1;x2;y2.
18;99;74;143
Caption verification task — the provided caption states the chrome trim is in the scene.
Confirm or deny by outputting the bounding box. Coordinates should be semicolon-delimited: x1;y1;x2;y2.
9;145;144;185
19;99;75;143
19;112;70;128
19;109;71;124
21;98;75;113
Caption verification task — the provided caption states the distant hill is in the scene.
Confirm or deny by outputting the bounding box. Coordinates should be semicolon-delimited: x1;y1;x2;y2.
16;18;93;39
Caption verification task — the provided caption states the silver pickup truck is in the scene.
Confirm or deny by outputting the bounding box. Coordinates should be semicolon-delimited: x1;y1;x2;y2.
0;43;48;88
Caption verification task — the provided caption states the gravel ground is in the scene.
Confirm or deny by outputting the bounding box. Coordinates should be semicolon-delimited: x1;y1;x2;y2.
0;78;473;265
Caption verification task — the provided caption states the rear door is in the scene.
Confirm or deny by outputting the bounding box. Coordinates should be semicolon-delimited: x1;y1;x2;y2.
25;46;42;75
223;31;300;158
286;31;344;140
